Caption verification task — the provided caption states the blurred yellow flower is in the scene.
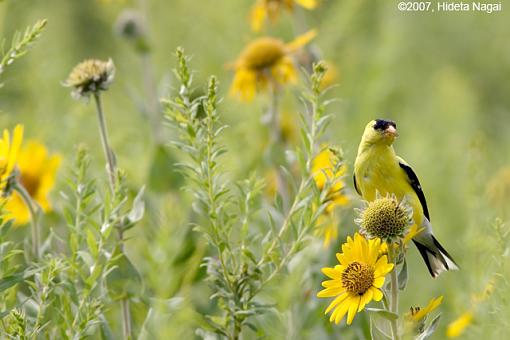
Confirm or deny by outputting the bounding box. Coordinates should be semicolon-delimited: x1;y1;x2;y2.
280;111;298;145
471;276;496;304
311;147;349;212
317;233;394;325
486;166;510;213
230;30;316;102
408;296;443;321
446;311;473;338
6;140;61;225
0;125;24;196
319;61;339;90
250;0;318;32
315;211;338;248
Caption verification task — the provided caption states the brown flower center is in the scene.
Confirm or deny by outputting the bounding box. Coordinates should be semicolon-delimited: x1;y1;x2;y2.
240;37;286;70
20;173;40;197
341;262;374;295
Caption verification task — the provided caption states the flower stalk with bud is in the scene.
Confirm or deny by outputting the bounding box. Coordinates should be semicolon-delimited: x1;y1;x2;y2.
64;58;133;339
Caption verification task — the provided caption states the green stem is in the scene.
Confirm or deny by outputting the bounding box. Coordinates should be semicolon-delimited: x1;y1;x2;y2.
267;82;289;207
121;298;132;339
15;183;40;260
388;247;400;340
93;92;117;194
92;92;132;339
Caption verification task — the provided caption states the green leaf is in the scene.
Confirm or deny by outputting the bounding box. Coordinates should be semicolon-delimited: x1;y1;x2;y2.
86;229;98;258
127;186;145;224
370;316;392;339
366;308;399;321
417;314;441;340
0;273;24;292
99;314;115;340
106;249;143;299
398;258;408;290
148;144;185;192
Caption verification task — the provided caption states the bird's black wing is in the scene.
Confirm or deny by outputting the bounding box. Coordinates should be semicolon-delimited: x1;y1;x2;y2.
398;159;430;221
353;173;361;196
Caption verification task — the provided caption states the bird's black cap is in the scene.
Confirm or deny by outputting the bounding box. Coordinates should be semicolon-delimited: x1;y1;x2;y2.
373;119;396;131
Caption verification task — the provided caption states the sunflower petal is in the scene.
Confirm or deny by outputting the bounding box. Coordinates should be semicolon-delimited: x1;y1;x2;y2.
325;292;348;314
371;287;384;301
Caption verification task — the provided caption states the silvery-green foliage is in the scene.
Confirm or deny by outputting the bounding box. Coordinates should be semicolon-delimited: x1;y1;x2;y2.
165;49;341;339
0;19;47;83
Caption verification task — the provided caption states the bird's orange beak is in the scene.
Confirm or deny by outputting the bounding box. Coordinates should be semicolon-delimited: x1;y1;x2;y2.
385;125;398;138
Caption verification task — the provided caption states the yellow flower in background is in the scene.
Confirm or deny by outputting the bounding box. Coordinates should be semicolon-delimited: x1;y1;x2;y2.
446;311;474;338
250;0;318;32
264;168;278;198
0;125;24;196
471;276;496;304
317;233;394;325
319;61;339;90
486;166;510;213
230;30;316;102
408;296;443;321
312;147;349;212
6;140;61;225
279;111;299;145
444;277;495;338
315;212;339;248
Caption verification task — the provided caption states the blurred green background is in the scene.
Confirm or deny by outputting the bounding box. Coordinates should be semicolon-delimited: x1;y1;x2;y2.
1;0;509;338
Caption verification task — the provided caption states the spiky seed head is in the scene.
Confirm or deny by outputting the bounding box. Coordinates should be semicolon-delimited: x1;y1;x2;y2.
64;59;115;99
355;193;413;242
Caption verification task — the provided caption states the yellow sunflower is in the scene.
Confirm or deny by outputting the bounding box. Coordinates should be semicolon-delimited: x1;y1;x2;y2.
408;296;443;322
311;147;349;213
230;30;316;102
5;140;61;225
317;233;394;325
0;125;24;196
250;0;318;32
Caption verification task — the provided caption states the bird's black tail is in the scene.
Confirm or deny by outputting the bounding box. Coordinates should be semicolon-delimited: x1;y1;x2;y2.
413;235;459;278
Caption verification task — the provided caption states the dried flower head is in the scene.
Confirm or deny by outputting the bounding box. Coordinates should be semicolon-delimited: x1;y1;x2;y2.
64;59;115;99
230;30;316;101
355;193;413;242
115;9;145;39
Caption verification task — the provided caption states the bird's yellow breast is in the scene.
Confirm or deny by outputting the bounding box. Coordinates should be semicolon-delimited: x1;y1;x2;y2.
355;145;424;225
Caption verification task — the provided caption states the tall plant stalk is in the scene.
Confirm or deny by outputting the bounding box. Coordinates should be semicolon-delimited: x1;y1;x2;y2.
388;247;400;340
92;92;131;339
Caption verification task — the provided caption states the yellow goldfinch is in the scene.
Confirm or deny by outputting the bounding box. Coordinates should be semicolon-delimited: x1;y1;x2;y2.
354;119;458;277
